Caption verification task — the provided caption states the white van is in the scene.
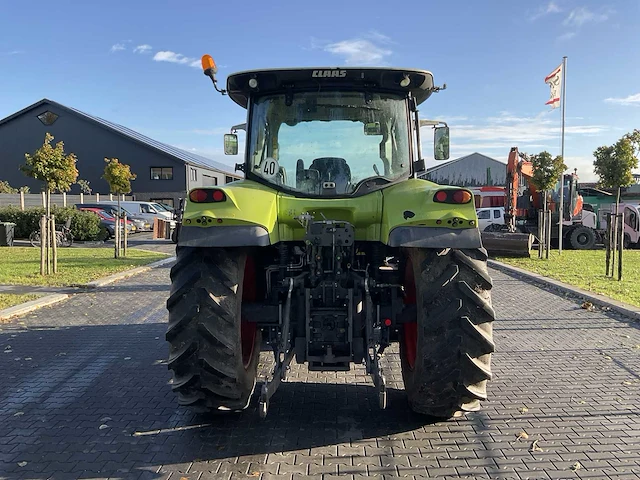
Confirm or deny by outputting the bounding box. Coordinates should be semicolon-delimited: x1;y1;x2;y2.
476;207;505;231
100;201;176;228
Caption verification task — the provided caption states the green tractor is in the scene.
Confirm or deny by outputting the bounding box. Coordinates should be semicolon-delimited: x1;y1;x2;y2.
166;55;495;419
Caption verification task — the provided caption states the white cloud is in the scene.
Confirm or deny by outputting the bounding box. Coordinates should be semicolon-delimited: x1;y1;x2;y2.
558;31;576;41
452;111;606;144
562;155;599;181
153;51;200;68
319;31;392;65
421;111;608;176
325;39;391;65
436;115;469;122
563;7;611;27
529;1;562;21
604;93;640;106
110;43;126;53
1;50;24;56
363;31;393;45
133;44;152;54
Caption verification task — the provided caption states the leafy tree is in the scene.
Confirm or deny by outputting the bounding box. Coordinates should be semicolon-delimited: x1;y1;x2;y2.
594;130;640;279
18;186;30;194
20;133;78;275
77;179;92;194
529;151;567;212
593;130;640;206
102;158;136;257
0;180;17;194
21;132;79;217
102;158;136;195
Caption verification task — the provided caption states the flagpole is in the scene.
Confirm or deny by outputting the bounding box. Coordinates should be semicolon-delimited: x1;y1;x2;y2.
558;55;567;254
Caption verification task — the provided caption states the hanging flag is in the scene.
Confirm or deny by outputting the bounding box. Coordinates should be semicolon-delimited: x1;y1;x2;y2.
545;63;562;109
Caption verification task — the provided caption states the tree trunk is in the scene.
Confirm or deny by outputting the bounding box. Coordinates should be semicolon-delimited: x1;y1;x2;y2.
618;211;623;280
542;190;548;259
116;195;122;258
46;188;51;274
605;213;612;276
612;186;621;276
40;215;46;276
617;186;623;280
51;214;58;274
123;212;128;257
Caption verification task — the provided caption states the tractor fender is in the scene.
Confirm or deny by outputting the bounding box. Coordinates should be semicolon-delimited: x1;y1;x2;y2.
388;226;482;249
177;180;278;247
177;224;271;247
381;178;481;249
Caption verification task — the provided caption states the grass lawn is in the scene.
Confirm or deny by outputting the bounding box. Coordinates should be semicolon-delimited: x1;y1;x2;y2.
0;247;169;287
0;293;40;310
496;250;640;307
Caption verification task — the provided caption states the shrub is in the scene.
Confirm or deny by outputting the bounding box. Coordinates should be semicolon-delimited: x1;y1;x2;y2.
50;206;102;241
0;206;102;241
0;206;43;238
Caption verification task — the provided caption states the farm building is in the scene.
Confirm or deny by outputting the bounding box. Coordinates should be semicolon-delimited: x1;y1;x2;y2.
421;152;507;187
0;99;241;207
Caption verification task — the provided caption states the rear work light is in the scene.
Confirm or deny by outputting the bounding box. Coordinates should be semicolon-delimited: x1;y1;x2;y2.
189;188;227;203
433;189;472;204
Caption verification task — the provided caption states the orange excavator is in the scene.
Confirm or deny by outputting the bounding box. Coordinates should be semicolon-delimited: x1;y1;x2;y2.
481;147;597;256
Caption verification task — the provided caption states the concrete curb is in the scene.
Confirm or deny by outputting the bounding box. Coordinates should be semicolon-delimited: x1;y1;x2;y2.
0;294;70;321
0;255;176;321
488;259;640;321
79;255;176;288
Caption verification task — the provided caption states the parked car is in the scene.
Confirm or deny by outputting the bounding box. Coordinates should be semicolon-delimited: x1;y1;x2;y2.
155;203;175;213
75;203;151;231
79;208;135;238
476;206;505;231
99;201;176;229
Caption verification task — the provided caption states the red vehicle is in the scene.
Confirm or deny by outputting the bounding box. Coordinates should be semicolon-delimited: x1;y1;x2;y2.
79;207;136;237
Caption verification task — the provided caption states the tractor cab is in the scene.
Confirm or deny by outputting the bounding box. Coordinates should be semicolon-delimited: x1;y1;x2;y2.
201;57;450;198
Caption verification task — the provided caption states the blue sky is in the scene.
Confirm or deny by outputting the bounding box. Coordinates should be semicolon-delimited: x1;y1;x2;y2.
1;0;639;182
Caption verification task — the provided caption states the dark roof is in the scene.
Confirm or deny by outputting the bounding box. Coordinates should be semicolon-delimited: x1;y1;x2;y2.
424;152;505;174
0;99;237;176
226;67;436;108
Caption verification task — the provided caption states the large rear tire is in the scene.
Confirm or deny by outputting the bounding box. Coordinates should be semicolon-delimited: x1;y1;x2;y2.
166;247;261;412
400;248;495;418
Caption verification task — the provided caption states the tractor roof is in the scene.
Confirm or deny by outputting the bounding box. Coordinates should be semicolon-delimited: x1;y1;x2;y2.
226;67;435;109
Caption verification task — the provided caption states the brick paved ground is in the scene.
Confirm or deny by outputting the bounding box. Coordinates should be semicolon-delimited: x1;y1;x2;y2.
0;264;638;480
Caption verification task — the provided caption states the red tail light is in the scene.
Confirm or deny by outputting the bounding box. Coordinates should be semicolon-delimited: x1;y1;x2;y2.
212;190;225;202
433;189;473;204
189;189;227;203
435;191;448;202
190;189;208;202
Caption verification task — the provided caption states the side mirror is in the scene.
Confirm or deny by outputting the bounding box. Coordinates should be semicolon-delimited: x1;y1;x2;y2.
434;126;450;160
224;134;238;155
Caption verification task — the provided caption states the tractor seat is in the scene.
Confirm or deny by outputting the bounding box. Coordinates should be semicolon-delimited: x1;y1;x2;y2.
309;157;351;193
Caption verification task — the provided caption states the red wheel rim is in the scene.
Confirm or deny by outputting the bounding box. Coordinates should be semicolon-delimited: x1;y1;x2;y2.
403;323;418;370
241;255;258;369
403;257;418;370
241;321;257;368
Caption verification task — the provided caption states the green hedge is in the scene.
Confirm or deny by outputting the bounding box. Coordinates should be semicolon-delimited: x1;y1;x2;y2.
0;206;102;241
